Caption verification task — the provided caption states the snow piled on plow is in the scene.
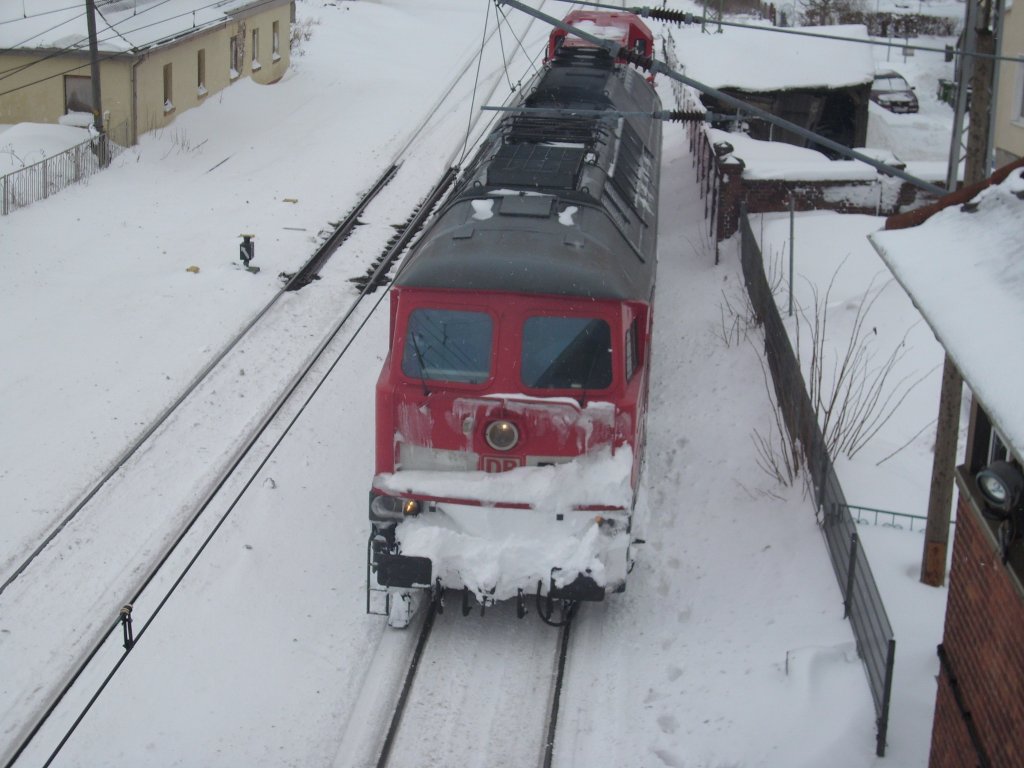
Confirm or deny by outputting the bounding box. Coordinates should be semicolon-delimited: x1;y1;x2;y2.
374;445;633;512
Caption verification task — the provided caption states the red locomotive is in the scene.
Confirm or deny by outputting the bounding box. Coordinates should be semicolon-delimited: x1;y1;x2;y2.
368;12;661;626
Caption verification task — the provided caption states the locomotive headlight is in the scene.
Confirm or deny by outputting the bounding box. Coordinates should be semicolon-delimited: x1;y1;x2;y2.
370;494;422;520
485;419;519;452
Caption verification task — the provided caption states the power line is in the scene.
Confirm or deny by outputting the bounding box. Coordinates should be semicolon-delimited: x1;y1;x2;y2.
499;0;948;196
0;0;286;95
0;2;84;26
0;0;280;84
548;0;1024;65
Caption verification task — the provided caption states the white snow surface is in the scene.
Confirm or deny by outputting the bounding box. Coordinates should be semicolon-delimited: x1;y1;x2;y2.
676;22;876;91
0;122;89;172
871;169;1024;460
377;445;633;511
0;1;969;766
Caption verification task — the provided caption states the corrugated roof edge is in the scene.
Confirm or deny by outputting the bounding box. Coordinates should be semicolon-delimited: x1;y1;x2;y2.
883;156;1024;231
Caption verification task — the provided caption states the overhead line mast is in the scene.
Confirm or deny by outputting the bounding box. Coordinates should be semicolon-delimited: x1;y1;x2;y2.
497;0;947;196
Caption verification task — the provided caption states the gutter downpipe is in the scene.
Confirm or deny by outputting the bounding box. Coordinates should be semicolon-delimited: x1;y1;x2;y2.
987;0;1006;175
130;53;142;146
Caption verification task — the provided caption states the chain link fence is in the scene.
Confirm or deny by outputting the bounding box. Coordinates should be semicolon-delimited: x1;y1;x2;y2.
1;121;130;216
738;207;896;757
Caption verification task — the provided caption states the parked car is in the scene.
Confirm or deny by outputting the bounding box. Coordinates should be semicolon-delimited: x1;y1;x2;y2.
871;70;919;113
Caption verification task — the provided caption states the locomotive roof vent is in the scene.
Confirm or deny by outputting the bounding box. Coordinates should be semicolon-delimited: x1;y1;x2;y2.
499;195;554;218
488;143;585;190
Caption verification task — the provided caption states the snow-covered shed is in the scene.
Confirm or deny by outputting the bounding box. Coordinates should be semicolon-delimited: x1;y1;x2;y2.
869;159;1024;768
0;0;293;145
675;22;875;152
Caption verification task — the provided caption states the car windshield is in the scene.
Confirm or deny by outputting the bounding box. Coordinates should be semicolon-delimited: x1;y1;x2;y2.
874;75;909;91
402;308;492;384
521;316;612;390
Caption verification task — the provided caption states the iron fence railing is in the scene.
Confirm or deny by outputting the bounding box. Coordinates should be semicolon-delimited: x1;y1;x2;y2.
738;206;896;757
1;122;129;215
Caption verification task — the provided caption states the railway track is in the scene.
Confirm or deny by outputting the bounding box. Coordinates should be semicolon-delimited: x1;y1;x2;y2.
2;7;554;766
2;166;454;768
345;602;578;768
0;162;400;603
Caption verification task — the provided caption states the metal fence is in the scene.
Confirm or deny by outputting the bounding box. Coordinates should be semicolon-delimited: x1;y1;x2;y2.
738;207;896;757
1;122;130;215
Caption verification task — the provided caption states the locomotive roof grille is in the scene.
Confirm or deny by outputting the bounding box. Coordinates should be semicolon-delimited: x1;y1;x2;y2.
608;120;655;222
549;47;616;69
503;114;608;145
488;143;586;189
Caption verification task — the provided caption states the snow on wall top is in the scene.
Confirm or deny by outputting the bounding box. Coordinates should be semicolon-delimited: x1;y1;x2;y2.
0;0;260;54
674;22;876;91
869;168;1024;461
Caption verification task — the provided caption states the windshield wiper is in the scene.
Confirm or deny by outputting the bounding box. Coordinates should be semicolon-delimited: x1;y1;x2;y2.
409;331;431;397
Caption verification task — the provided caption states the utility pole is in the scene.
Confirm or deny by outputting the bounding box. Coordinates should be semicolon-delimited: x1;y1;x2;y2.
921;0;996;587
85;0;108;165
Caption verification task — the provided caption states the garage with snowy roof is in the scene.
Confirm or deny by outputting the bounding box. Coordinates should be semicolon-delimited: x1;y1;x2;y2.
676;22;875;152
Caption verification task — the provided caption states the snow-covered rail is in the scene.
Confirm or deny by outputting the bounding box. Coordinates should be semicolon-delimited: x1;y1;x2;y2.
361;603;575;768
2;8;555;766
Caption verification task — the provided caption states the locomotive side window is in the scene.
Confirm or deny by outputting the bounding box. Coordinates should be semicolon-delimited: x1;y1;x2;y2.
402;309;492;384
521;317;612;390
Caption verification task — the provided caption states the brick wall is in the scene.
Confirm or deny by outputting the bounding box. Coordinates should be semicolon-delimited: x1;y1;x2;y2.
714;170;926;240
929;487;1024;768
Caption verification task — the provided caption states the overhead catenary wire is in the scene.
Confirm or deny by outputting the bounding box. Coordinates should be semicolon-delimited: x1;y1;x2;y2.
7;16;542;761
547;0;1024;65
0;1;83;26
499;0;948;197
0;0;284;88
459;0;493;167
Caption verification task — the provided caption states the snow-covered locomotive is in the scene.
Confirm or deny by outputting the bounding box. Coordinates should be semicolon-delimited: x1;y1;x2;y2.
368;12;661;626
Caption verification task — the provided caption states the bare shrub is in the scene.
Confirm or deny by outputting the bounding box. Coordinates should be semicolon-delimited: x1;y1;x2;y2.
752;351;803;486
794;262;935;460
290;17;318;56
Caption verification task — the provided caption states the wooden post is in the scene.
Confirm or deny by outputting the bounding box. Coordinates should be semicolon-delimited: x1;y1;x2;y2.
921;355;962;586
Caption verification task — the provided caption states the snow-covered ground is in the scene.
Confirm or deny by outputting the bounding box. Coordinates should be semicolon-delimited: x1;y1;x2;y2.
1;1;967;766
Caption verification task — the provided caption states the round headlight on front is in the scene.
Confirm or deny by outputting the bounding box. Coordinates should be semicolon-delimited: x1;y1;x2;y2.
485;419;519;452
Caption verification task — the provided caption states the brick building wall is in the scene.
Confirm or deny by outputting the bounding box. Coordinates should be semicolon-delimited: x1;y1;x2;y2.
715;171;926;240
929;481;1024;768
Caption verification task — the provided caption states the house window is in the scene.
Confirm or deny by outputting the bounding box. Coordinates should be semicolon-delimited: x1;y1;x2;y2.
197;49;207;96
230;35;242;78
251;28;261;70
163;63;173;112
64;75;93;114
272;20;280;61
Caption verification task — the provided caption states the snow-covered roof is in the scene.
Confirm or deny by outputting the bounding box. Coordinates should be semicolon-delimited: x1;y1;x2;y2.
0;0;267;54
869;164;1024;461
675;22;876;91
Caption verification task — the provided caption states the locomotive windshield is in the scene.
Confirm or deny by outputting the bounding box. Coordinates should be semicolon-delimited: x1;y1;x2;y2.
402;308;492;384
521;316;612;390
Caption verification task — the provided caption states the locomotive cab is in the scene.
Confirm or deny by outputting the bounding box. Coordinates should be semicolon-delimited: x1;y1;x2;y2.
370;279;651;621
546;10;654;63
